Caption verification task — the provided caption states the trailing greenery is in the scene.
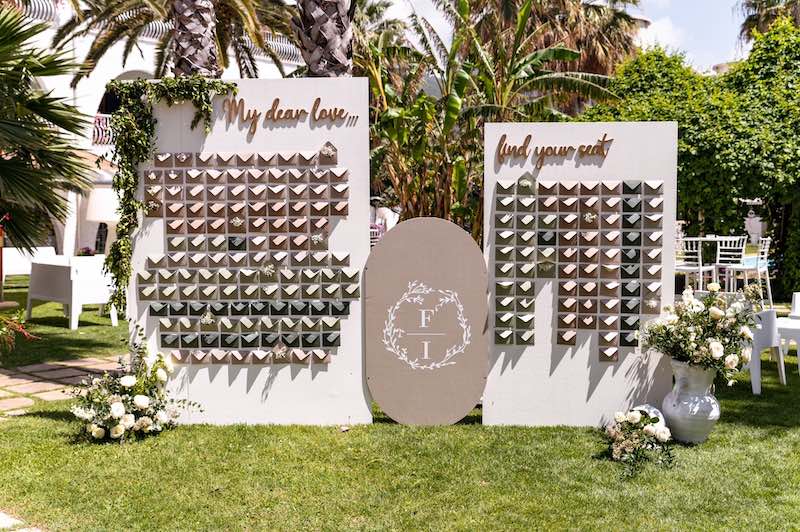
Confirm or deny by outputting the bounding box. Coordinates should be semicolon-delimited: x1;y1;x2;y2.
105;76;236;310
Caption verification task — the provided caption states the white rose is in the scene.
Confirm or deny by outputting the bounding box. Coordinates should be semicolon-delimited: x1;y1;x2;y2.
740;326;753;341
121;413;136;429
709;340;725;360
709;306;725;320
155;410;169;424
109;424;125;439
643;424;657;436
109;401;125;419
90;424;106;439
655;426;671;442
156;368;168;382
725;354;739;369
133;395;151;410
626;410;642;424
740;346;752;364
119;375;137;388
134;416;153;432
707;282;721;292
614;411;626;423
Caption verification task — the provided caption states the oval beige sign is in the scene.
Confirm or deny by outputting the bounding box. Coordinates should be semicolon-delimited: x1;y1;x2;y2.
365;218;488;425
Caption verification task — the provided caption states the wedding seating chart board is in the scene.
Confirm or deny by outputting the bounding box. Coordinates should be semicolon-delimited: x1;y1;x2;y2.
130;79;372;425
482;122;677;426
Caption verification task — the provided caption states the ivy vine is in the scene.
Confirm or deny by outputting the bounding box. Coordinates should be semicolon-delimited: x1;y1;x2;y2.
105;76;237;311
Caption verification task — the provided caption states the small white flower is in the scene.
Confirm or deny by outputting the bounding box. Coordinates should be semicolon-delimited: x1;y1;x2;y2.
110;424;125;439
707;282;721;292
709;306;725;320
164;356;175;374
199;311;215;326
133;395;151;410
90;424;106;439
119;375;137;388
311;233;325;244
728;379;736;386
231;216;245;227
643;424;657;436
91;378;101;386
709;340;725;360
655;426;671;442
583;212;597;224
724;354;739;369
121;413;136;429
740;326;754;341
155;410;169;424
134;416;153;432
614;411;626;423
110;401;125;419
626;410;642;424
156;368;168;382
741;346;752;364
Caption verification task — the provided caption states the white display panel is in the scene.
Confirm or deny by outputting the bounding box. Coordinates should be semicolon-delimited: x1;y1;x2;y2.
129;78;372;425
482;122;677;427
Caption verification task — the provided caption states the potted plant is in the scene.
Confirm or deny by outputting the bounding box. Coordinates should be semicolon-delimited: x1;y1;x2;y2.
641;284;759;443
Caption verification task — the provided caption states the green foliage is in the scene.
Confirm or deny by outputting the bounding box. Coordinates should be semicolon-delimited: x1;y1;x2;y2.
104;77;236;310
0;8;93;251
582;48;757;236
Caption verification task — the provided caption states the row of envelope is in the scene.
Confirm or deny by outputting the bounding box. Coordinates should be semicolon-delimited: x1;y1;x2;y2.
558;313;643;330
140;265;358;283
157;315;341;333
151;147;338;168
496;213;664;230
144;183;350;201
148;300;350;317
495;230;663;247
495;280;662;297
494;296;655;314
156;203;348;223
496;195;664;213
496;263;663;280
138;283;360;301
496;180;663;196
144;167;348;185
160;332;340;350
147;250;350;269
168;348;333;364
495;246;663;265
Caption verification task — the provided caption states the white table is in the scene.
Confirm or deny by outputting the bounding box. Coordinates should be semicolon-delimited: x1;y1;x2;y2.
776;317;800;381
26;255;118;330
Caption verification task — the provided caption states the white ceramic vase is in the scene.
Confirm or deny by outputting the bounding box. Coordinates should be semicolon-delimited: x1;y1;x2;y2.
662;359;720;444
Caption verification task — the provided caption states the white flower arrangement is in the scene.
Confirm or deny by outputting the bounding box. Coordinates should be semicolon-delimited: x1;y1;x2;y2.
641;285;760;384
70;336;198;442
604;408;674;478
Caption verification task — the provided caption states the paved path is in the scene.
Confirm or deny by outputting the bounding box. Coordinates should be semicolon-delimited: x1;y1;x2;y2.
0;509;41;530
0;356;121;418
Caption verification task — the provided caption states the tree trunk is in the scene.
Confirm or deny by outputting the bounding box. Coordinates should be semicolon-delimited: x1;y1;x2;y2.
170;0;222;77
292;0;355;77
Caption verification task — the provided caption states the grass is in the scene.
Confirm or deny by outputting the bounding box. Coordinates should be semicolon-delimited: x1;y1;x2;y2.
0;277;799;530
1;275;126;368
0;356;798;530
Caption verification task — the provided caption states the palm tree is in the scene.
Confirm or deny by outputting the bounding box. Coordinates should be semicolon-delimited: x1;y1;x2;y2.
55;0;294;83
0;8;92;251
739;0;800;41
472;0;641;76
292;0;356;76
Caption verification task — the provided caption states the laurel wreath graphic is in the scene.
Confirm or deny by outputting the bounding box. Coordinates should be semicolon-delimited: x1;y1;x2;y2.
382;280;471;371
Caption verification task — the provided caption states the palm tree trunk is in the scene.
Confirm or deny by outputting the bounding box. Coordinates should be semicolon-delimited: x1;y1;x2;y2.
170;0;222;77
292;0;356;76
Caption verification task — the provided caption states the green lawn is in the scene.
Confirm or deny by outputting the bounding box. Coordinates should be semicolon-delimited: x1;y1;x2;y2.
1;275;127;368
0;355;798;531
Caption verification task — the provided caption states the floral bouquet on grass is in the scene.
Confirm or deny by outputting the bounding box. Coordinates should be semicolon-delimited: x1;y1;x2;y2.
70;339;197;442
603;409;674;478
640;283;760;384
